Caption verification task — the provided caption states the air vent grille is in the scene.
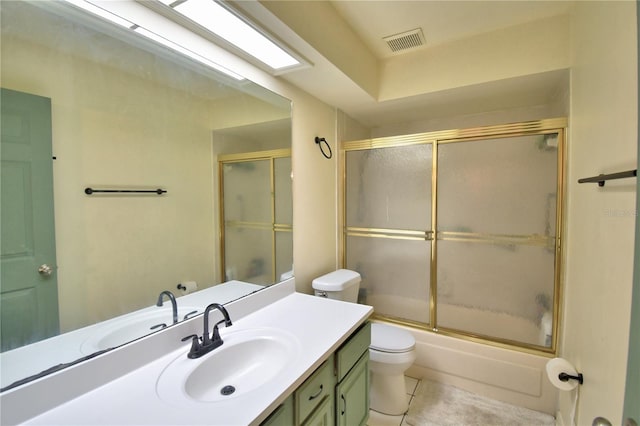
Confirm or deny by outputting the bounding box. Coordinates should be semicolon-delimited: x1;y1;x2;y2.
383;28;425;53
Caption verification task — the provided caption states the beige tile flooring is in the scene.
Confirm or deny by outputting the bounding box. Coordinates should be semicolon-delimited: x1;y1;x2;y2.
367;376;420;426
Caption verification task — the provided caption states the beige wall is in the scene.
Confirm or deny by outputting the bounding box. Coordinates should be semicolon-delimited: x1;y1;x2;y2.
561;2;637;425
290;96;339;293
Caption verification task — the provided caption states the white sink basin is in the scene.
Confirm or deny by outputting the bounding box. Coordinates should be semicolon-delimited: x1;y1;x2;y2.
80;307;200;354
156;327;300;405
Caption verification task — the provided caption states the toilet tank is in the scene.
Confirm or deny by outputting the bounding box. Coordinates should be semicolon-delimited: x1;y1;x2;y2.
312;269;361;303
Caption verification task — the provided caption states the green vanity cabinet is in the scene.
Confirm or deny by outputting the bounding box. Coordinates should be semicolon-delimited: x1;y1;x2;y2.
296;355;336;425
301;392;334;426
260;321;371;426
335;322;370;426
336;353;369;426
262;395;294;426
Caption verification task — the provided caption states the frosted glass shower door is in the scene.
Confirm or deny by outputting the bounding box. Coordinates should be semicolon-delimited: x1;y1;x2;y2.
344;144;433;324
274;156;293;280
222;159;273;284
436;134;560;348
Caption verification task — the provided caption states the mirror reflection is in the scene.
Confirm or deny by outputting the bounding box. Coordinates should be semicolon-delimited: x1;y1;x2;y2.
0;0;292;389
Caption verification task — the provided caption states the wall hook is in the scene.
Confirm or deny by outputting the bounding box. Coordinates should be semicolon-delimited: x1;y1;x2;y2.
315;136;332;159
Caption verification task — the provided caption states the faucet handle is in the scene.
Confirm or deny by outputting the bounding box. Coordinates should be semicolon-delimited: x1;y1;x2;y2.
181;334;200;344
183;310;198;321
182;334;202;359
150;323;168;331
181;334;198;341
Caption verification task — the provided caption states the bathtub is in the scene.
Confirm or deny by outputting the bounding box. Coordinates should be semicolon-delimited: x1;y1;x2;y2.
366;296;557;415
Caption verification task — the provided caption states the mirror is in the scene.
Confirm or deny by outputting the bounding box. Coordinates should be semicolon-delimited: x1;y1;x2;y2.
0;0;292;389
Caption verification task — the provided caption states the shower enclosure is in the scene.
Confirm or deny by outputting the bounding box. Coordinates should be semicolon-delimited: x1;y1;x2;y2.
219;149;292;285
341;119;565;353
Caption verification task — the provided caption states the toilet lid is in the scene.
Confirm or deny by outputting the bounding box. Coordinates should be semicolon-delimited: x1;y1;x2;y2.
370;323;415;353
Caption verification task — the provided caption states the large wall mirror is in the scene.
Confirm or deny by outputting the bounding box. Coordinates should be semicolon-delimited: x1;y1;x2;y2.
0;0;292;389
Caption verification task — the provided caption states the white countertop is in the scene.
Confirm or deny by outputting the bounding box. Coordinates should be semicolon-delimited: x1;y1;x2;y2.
10;285;372;425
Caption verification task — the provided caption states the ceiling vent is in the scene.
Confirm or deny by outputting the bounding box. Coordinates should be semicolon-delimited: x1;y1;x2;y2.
383;28;425;53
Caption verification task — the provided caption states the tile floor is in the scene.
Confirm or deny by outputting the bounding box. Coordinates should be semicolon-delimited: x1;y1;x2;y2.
367;376;420;426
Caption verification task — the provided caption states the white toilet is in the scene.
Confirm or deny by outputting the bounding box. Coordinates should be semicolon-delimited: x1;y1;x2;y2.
312;269;417;415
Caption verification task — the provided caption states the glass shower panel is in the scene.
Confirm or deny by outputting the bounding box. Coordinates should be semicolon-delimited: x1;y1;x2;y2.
224;227;273;284
437;240;556;347
275;230;293;281
346;144;432;231
274;157;292;225
437;134;558;236
222;159;272;284
274;156;292;283
346;235;431;324
222;160;271;224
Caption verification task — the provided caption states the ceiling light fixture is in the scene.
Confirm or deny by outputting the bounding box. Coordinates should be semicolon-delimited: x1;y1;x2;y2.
169;0;301;71
133;27;244;80
64;0;135;28
63;0;245;81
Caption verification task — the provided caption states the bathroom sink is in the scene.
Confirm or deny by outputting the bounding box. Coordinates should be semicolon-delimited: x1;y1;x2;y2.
80;307;201;354
156;328;300;405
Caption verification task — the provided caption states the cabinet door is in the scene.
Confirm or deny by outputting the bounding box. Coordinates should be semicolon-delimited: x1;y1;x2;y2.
261;396;294;426
336;352;369;426
302;396;334;426
295;356;336;424
336;322;371;381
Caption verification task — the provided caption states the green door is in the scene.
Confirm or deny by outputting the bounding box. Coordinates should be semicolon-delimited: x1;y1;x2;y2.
624;5;640;423
625;233;639;423
1;88;59;352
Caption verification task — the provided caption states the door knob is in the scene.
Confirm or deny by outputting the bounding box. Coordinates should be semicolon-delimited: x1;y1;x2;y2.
38;264;53;276
593;417;612;426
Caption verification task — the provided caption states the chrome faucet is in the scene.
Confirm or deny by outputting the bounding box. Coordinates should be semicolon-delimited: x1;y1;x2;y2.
156;290;178;325
182;303;232;359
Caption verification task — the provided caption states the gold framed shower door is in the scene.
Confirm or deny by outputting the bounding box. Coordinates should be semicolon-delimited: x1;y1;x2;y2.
339;118;567;356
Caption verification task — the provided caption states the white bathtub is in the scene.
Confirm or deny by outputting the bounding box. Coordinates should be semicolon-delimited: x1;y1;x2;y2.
383;322;559;415
366;295;557;415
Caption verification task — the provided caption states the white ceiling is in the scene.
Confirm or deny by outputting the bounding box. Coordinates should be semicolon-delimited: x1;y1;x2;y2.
247;0;574;129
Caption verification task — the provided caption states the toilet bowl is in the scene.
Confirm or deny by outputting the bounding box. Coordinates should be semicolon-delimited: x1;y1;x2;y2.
311;270;417;416
369;323;416;415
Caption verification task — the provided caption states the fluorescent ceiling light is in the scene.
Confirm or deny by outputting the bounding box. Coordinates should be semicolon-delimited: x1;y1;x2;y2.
63;0;245;81
173;0;300;70
64;0;135;28
133;27;244;80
